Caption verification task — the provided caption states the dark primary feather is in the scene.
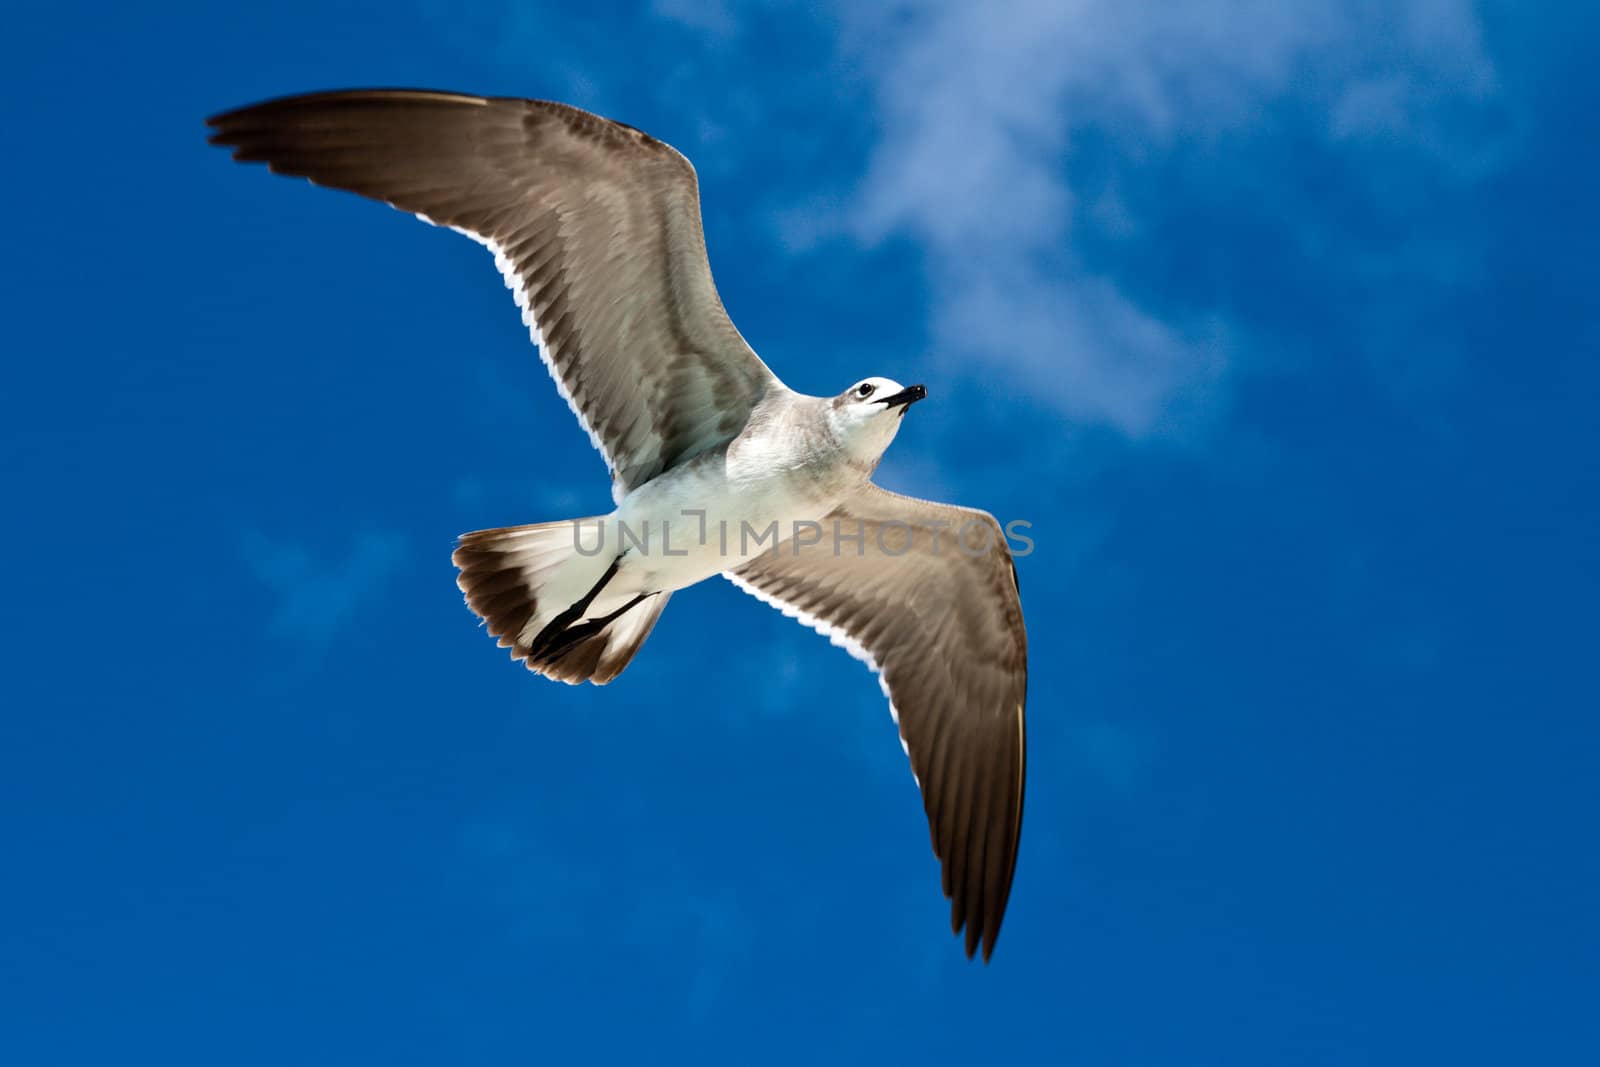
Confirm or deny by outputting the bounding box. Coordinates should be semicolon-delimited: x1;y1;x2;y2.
730;483;1028;961
206;88;777;495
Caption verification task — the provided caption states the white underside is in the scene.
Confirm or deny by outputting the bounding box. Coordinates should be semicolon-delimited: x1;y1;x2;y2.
419;212;914;768
520;452;846;636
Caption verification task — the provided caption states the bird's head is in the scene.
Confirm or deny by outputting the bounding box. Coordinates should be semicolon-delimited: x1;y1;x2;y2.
829;377;928;462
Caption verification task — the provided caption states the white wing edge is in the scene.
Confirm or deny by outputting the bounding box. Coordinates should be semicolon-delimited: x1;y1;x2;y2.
721;570;917;784
416;211;627;505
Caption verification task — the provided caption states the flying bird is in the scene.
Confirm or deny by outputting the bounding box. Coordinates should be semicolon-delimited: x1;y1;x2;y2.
207;89;1027;961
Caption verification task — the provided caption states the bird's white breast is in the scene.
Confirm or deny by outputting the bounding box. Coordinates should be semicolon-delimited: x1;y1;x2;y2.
608;445;850;594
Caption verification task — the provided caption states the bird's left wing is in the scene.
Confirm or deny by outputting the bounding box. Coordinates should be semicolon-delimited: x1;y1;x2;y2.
206;89;778;497
725;482;1027;961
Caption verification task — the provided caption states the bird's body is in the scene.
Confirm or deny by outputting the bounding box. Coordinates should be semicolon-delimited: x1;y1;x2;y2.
609;394;859;594
208;89;1029;961
612;383;911;586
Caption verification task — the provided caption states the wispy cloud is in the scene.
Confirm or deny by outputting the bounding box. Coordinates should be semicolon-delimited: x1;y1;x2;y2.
808;0;1501;437
409;0;1504;440
650;0;737;41
240;528;411;655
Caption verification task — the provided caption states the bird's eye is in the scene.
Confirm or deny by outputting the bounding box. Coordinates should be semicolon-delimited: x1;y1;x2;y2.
856;383;875;398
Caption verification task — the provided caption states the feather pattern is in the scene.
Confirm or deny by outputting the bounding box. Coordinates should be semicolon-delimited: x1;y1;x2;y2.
727;483;1027;961
206;89;779;498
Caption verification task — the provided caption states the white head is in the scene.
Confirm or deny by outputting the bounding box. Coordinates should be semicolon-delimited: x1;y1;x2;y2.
828;376;928;465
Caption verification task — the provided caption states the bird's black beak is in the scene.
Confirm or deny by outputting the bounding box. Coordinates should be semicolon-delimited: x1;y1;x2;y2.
878;384;927;415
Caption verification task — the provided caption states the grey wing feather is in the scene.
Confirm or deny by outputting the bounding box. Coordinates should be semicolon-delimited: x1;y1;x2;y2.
726;482;1028;961
206;89;779;495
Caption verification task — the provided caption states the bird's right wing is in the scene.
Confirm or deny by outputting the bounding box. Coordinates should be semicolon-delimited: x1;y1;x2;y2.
207;89;779;496
726;483;1028;961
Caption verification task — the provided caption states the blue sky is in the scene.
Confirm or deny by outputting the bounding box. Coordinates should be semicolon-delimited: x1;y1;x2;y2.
3;0;1598;1062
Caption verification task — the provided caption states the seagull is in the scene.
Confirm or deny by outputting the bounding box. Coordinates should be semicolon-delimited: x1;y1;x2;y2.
207;89;1028;961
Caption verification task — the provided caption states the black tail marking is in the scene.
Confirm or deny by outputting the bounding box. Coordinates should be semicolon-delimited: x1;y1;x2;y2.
525;555;625;661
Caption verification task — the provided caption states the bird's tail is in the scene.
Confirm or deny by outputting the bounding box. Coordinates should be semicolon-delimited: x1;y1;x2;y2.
453;519;669;685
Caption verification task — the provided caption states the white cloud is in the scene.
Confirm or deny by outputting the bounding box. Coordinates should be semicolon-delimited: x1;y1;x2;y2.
409;0;1503;438
818;0;1500;436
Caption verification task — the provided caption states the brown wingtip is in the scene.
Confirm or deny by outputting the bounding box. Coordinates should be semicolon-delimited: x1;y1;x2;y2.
204;88;493;144
961;919;1001;963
